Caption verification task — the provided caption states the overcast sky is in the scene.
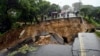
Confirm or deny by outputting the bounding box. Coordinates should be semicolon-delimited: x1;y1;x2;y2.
46;0;100;7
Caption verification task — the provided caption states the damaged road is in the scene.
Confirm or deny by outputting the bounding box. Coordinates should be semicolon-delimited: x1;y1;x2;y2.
0;33;100;56
0;17;96;56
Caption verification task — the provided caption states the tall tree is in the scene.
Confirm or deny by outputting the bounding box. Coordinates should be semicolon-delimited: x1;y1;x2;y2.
62;5;70;11
38;0;50;21
80;5;94;19
0;0;13;33
72;2;82;11
47;4;61;17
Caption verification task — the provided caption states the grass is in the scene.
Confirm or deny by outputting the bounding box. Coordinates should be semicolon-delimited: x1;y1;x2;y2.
89;19;100;37
84;17;100;37
95;31;100;38
8;44;38;56
0;33;3;37
12;23;21;28
90;19;100;27
0;33;2;36
84;16;100;27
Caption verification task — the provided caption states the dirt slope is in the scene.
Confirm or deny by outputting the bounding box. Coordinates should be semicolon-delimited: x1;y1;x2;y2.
0;17;94;50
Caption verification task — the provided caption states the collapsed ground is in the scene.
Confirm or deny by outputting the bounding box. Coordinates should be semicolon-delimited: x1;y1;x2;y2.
0;17;94;50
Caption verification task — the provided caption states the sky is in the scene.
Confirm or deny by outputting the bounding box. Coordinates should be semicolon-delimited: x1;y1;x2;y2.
46;0;100;7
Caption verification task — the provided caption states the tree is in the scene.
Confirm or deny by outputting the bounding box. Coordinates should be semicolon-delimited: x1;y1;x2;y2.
49;4;60;12
37;0;50;21
72;2;82;11
47;4;61;17
92;7;100;21
80;7;88;17
80;5;94;19
62;5;70;11
0;0;61;33
18;0;31;24
0;0;13;33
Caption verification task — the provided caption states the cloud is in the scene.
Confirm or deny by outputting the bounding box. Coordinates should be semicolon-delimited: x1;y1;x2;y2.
46;0;100;7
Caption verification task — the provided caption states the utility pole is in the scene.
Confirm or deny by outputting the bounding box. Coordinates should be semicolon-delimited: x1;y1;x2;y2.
79;0;82;16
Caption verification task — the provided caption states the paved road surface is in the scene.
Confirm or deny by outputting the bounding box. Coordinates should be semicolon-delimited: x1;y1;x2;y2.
0;33;100;56
28;44;72;56
73;33;100;56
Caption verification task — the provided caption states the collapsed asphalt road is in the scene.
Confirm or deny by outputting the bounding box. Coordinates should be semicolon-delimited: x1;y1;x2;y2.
31;33;100;56
0;33;100;56
28;33;100;56
34;31;65;45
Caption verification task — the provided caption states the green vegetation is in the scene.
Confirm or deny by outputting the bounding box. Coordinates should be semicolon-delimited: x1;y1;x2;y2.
95;31;100;37
85;17;100;27
0;0;100;34
0;33;2;36
80;5;100;38
0;0;60;33
12;23;21;28
8;44;38;56
80;5;100;27
90;19;100;27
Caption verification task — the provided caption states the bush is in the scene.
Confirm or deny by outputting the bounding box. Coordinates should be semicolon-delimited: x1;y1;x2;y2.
12;23;21;28
85;17;100;27
0;33;3;36
91;19;100;27
95;31;100;37
8;44;37;56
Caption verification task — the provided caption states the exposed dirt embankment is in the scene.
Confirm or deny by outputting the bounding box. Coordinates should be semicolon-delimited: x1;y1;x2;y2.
0;17;94;50
31;18;94;44
0;26;31;50
0;28;23;50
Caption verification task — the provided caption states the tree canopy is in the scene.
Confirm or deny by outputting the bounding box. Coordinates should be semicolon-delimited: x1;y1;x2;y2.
0;0;61;33
72;2;82;11
62;5;70;11
80;5;100;26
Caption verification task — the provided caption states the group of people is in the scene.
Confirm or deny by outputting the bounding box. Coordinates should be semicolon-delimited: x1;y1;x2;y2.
61;11;79;18
40;11;80;22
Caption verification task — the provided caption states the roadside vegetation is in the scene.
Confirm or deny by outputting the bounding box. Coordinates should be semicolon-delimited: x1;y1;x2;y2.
0;33;2;36
95;31;100;38
80;5;100;27
0;1;100;35
80;5;100;37
0;0;61;34
8;44;37;56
